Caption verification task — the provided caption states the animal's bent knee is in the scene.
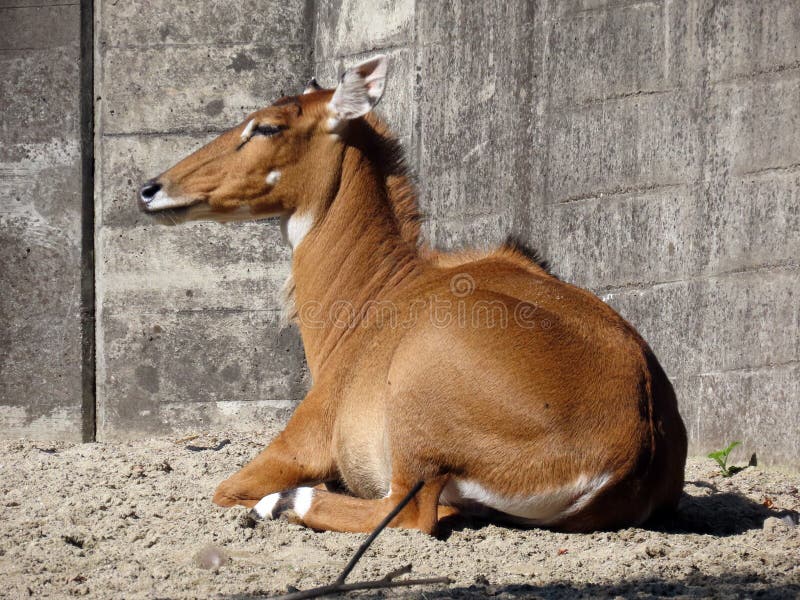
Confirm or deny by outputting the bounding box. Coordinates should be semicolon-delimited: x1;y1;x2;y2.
212;482;239;507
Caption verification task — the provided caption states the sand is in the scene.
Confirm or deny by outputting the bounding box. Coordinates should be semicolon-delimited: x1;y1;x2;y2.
1;417;798;599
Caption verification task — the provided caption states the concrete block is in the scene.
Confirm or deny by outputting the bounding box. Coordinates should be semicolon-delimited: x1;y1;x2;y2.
99;0;312;48
97;310;307;439
415;0;536;46
547;186;699;289
711;73;800;177
603;269;800;379
548;170;800;290
0;0;69;6
0;4;79;50
0;142;82;441
98;221;290;315
705;0;800;82
547;1;639;15
546;1;672;106
425;214;516;252
0;49;80;144
0;249;83;438
315;0;414;59
544;90;698;203
99;43;309;134
0;140;82;235
0;0;82;443
702;172;800;275
674;362;800;468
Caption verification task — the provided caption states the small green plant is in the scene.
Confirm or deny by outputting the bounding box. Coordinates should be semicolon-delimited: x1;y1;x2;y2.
708;441;744;477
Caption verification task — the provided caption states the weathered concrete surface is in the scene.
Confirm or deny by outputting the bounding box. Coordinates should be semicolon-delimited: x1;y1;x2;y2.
313;0;800;467
0;4;84;439
2;1;798;466
94;0;313;439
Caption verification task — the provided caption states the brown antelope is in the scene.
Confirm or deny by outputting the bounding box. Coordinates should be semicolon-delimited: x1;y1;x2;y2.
138;55;687;534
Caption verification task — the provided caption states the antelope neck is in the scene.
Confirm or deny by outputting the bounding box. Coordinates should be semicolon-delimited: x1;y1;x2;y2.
291;140;423;376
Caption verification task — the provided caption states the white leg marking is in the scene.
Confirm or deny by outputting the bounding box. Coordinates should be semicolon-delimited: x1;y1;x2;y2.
285;211;315;250
252;492;281;519
441;472;613;525
293;487;314;518
265;170;281;186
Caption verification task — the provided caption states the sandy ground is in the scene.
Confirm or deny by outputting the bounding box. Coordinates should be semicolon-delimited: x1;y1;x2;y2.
1;417;798;599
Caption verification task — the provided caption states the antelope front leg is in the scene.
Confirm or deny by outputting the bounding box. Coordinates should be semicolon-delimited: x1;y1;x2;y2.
213;389;336;508
249;476;450;534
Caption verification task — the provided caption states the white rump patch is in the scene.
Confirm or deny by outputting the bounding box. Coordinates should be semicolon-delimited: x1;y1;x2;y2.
241;119;256;142
265;170;281;186
441;472;613;526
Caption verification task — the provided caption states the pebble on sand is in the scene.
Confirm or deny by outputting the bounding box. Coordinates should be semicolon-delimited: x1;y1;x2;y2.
193;545;229;570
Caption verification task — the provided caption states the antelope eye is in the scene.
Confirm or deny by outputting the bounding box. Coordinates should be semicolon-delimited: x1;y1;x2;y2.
254;124;285;137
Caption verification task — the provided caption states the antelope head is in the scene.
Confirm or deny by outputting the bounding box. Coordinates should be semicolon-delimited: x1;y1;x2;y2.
138;55;388;234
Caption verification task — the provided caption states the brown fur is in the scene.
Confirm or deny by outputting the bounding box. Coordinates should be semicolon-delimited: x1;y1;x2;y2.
141;76;687;534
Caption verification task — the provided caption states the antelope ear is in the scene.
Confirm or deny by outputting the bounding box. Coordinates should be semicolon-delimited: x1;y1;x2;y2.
303;78;322;95
328;54;388;121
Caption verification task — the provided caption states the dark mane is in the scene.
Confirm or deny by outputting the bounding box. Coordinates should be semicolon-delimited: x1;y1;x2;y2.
502;234;556;277
353;113;423;248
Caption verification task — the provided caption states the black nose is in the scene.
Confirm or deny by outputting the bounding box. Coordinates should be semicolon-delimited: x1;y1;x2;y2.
139;180;161;203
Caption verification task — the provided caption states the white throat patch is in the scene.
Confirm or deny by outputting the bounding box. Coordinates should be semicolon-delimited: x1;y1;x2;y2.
279;211;315;326
284;211;315;250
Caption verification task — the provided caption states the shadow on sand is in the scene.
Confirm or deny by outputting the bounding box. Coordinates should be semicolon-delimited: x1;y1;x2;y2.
651;485;798;536
432;486;798;538
224;572;799;600
358;573;800;599
223;490;799;599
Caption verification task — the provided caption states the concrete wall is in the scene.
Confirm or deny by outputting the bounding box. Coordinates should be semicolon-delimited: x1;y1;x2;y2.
1;1;798;466
93;0;313;438
0;1;85;440
313;0;800;467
